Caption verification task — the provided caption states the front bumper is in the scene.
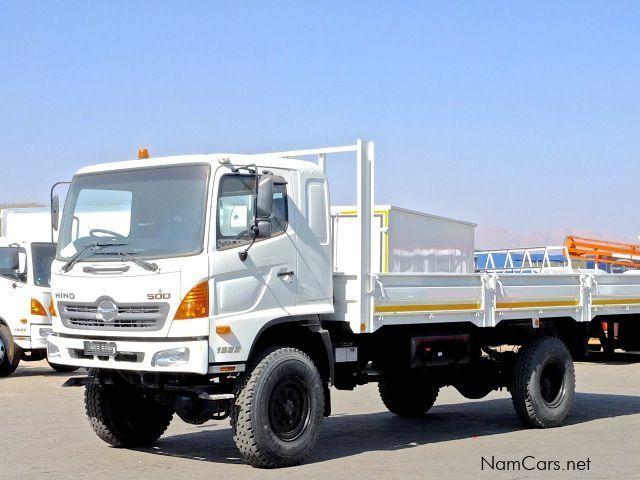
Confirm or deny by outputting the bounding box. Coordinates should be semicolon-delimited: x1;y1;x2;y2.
14;325;54;350
46;334;209;375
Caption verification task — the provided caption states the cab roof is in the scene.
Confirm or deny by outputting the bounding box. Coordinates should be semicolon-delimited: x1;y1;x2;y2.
75;153;322;176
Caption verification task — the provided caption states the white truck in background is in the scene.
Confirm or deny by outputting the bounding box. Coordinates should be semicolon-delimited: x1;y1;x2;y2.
0;241;77;375
48;141;640;468
1;207;56;242
0;207;79;375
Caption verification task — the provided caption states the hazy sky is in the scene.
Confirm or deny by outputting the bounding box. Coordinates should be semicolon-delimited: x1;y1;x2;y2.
1;2;639;245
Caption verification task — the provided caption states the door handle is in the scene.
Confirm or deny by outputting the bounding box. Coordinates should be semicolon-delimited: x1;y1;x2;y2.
277;270;295;278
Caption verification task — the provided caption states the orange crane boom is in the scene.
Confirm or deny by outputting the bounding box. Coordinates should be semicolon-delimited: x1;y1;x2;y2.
565;235;640;270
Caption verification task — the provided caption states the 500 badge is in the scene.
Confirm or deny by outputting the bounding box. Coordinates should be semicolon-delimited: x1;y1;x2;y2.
147;292;171;300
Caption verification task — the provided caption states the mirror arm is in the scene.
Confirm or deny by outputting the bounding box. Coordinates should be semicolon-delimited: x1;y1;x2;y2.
238;166;261;262
239;220;261;262
231;164;257;174
238;236;256;262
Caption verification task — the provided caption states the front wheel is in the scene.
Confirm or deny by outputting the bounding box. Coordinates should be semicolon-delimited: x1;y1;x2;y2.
231;347;325;468
85;372;173;447
0;324;22;377
511;337;575;428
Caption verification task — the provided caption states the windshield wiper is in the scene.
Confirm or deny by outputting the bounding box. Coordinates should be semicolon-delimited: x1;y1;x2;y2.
109;249;159;272
61;242;128;272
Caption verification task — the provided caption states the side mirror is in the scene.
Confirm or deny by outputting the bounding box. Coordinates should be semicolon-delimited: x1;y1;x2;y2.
238;173;285;262
250;220;272;239
256;176;274;219
51;194;60;231
0;246;21;275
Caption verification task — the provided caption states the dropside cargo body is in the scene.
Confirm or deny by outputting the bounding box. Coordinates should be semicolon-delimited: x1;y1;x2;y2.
331;205;476;274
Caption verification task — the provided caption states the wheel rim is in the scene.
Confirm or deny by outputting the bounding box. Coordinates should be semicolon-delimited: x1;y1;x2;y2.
268;376;311;442
539;360;565;407
0;335;5;364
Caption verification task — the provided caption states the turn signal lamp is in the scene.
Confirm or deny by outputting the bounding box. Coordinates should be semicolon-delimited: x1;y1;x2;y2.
138;148;150;159
49;300;57;317
216;325;231;335
31;298;47;316
174;281;209;320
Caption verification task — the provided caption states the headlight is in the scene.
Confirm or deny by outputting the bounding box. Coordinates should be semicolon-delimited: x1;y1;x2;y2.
39;328;53;338
151;347;190;367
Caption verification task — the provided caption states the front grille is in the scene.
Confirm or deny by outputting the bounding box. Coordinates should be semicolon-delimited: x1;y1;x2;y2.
65;305;162;315
66;317;158;329
60;300;170;331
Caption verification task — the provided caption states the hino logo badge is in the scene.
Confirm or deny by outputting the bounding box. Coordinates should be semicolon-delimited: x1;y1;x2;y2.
55;292;75;300
96;300;118;322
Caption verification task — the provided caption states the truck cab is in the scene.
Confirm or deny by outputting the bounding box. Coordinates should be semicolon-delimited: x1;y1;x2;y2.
47;154;332;374
0;241;60;376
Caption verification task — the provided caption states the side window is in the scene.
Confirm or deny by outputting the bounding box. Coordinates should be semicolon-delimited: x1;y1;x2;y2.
0;246;27;283
31;243;56;287
217;175;288;250
306;179;328;244
271;184;288;236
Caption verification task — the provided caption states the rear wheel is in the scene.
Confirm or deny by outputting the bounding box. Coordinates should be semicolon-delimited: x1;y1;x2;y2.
0;324;22;377
379;370;439;417
231;347;325;468
511;336;575;428
85;371;173;447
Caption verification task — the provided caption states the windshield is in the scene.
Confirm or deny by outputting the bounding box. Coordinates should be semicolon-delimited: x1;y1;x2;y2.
31;243;56;287
56;164;210;261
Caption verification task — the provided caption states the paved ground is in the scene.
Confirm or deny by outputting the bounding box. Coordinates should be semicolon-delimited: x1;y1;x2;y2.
3;358;640;479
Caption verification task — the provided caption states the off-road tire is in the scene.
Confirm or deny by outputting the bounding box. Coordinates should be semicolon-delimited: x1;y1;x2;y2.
511;336;575;428
379;371;440;417
85;374;173;447
231;347;325;468
47;359;79;373
0;324;22;377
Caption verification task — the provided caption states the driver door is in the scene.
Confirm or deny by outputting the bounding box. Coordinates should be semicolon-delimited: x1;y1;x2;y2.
210;168;297;324
0;247;28;337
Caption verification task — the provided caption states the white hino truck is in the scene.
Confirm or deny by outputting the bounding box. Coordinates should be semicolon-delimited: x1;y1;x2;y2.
48;141;640;467
0;207;79;376
0;241;63;376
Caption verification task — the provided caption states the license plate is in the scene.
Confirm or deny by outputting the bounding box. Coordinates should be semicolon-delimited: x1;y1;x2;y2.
84;341;117;357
